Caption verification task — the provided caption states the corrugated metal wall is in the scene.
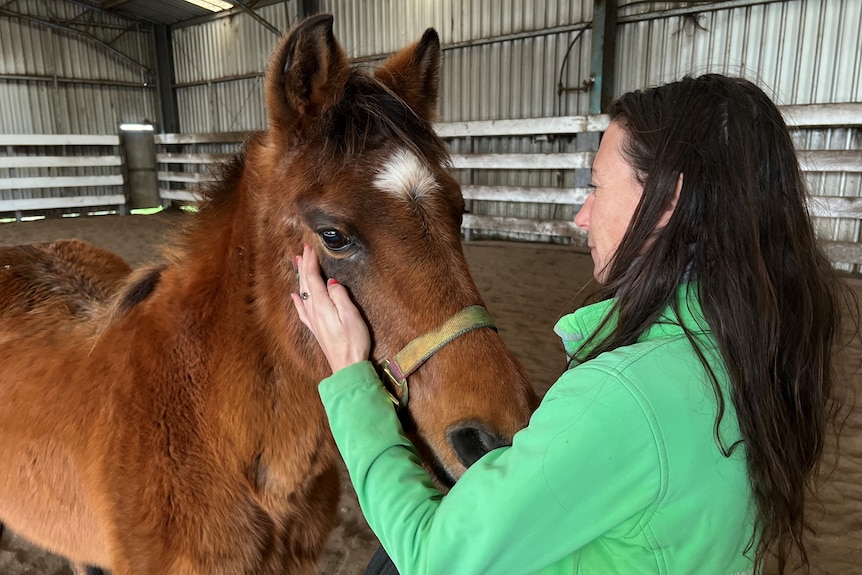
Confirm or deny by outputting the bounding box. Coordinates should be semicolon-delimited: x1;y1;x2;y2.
6;0;856;141
3;1;857;258
172;2;297;133
0;0;157;213
171;0;593;129
616;0;862;271
616;0;862;103
317;0;596;243
166;0;860;255
0;0;157;134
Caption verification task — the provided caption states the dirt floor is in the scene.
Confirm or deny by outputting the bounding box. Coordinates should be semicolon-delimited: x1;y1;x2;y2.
0;210;860;575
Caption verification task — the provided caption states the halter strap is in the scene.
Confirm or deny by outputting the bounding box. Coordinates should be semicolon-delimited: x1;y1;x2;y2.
379;305;497;409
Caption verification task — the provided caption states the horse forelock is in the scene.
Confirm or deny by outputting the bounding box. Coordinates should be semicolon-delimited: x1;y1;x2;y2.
158;69;454;276
183;71;448;214
312;70;450;171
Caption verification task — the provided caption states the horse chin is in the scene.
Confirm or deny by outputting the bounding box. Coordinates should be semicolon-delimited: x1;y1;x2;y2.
398;411;459;491
426;449;460;492
414;435;459;492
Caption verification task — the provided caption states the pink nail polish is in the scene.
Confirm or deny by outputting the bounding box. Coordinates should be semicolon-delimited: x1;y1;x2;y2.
328;278;338;286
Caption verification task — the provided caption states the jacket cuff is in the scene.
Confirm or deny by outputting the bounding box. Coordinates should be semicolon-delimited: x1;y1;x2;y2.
318;360;384;403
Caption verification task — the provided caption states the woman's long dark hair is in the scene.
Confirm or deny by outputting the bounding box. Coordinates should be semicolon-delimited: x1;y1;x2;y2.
574;74;857;572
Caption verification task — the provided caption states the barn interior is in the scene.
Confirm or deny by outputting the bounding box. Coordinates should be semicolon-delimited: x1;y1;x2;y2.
1;1;861;574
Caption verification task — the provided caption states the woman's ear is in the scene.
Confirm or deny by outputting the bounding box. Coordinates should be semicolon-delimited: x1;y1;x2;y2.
658;173;683;228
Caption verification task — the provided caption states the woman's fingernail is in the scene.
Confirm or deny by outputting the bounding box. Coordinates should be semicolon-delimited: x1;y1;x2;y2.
328;278;338;286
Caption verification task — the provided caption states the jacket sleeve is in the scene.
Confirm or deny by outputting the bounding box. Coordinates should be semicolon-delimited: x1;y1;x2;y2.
319;360;664;575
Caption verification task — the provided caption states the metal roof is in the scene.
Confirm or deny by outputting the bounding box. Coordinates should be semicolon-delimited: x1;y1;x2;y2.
94;0;286;27
100;0;222;25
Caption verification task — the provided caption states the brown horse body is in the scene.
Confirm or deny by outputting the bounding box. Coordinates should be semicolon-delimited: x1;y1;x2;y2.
0;15;536;574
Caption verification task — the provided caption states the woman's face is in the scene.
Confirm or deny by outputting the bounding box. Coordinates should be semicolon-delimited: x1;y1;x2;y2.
575;122;645;282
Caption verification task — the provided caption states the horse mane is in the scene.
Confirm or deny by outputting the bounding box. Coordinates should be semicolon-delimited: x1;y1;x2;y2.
114;265;165;315
195;136;258;208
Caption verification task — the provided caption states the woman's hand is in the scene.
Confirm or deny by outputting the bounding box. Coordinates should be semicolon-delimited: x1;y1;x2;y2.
291;245;371;373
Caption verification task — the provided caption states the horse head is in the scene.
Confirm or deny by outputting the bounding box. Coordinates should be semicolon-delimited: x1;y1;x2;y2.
250;14;538;485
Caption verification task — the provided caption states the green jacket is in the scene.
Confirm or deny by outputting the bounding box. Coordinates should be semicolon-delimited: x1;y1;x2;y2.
319;288;757;574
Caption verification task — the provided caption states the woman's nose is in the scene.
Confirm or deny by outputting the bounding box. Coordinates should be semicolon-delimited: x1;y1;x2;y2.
574;193;592;230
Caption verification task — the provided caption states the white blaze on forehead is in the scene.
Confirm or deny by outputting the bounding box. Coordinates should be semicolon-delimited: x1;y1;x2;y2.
373;149;439;201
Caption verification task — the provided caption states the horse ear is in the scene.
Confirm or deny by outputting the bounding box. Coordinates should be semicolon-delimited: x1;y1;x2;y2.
375;28;441;122
265;13;349;135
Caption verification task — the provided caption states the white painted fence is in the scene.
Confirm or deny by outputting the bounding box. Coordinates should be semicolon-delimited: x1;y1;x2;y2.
154;131;246;205
0;134;126;216
783;103;862;268
152;103;862;268
2;105;855;267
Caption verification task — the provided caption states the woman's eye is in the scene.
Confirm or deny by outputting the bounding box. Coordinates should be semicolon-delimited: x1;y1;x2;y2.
320;229;353;251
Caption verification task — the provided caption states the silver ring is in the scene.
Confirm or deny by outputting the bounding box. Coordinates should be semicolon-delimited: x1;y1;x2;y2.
300;292;309;300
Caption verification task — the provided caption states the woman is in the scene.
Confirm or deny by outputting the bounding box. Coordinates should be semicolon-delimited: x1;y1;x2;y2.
293;74;853;574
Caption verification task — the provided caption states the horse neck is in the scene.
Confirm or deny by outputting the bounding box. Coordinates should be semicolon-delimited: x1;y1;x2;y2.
167;157;327;386
177;190;252;324
141;187;336;484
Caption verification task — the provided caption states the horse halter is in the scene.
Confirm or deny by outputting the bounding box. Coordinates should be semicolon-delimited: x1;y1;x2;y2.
378;305;497;410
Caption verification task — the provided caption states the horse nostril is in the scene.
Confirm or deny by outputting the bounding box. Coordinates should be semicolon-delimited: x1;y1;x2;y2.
447;424;510;468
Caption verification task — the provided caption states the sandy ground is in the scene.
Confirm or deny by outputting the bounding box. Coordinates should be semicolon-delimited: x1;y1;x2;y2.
0;211;860;575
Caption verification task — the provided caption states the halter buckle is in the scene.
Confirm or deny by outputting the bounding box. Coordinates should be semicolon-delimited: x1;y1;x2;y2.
380;359;409;409
377;306;497;411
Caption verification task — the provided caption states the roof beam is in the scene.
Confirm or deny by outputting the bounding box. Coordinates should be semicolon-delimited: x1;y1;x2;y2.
101;0;135;8
0;7;151;75
233;0;281;35
61;0;147;24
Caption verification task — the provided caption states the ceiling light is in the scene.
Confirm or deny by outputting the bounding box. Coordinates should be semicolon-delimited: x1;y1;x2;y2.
181;0;233;12
119;123;154;131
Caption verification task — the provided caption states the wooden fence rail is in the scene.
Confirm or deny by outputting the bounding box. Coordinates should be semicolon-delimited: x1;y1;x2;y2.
153;103;862;268
0;134;126;215
2;106;856;265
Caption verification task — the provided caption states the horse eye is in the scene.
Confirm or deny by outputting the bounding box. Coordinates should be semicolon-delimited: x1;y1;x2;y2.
320;229;353;251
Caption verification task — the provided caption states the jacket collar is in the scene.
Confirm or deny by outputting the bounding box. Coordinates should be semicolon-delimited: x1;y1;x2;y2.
554;282;710;361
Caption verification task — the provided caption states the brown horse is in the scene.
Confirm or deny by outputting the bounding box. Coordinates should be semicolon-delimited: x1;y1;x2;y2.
0;14;537;575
